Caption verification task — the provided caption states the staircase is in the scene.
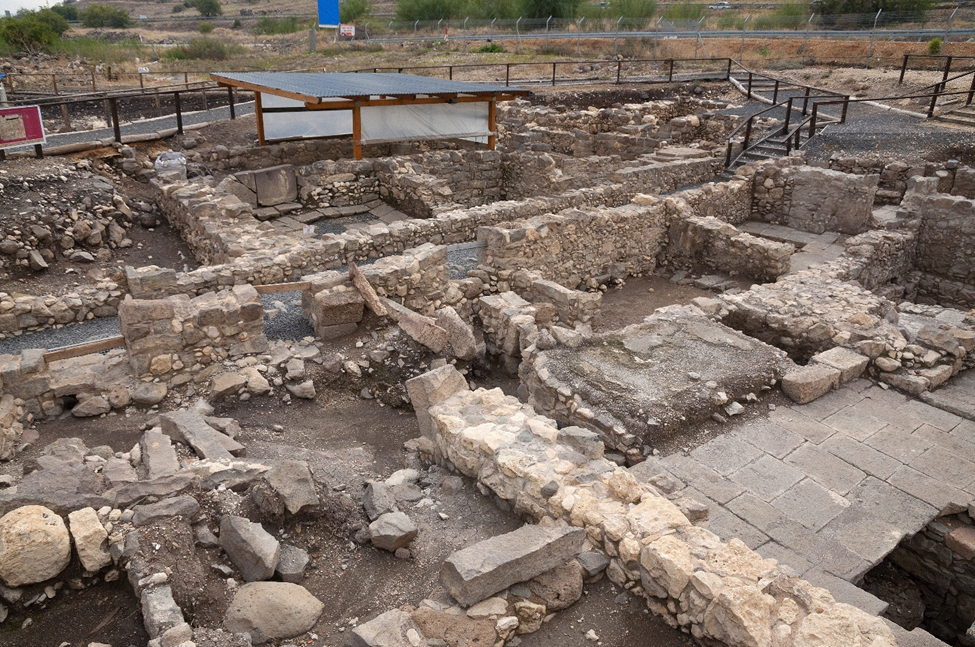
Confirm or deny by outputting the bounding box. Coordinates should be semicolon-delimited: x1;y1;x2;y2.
937;104;975;128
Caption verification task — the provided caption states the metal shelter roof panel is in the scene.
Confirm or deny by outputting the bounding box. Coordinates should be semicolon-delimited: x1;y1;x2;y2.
211;72;520;102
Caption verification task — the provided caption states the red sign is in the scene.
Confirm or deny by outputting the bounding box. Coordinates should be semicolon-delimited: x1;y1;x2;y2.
0;105;46;150
339;24;355;38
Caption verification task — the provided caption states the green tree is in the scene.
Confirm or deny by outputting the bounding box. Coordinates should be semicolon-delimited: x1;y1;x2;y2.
81;4;132;28
0;14;58;55
34;9;71;35
192;0;223;17
50;4;80;21
394;0;465;21
610;0;656;19
340;0;373;23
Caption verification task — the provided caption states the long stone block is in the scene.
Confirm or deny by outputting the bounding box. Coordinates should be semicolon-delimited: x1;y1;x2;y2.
160;409;244;461
440;524;586;607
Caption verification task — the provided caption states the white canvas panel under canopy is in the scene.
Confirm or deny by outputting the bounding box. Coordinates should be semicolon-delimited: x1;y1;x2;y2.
262;94;352;141
360;102;491;144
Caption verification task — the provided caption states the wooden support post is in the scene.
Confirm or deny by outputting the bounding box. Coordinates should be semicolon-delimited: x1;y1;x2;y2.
228;86;236;119
52;74;58;95
773;79;779;103
174;92;184;135
841;96;849;123
668;58;674;82
726;57;732;80
352;101;362;160
802;86;810;115
747;71;753;98
616;60;622;85
202;87;208;112
103;99;112;126
967;72;975;106
552;63;557;86
61;102;70;129
34;143;42;159
139;73;144;90
255;92;265;145
110;98;121;143
488;98;497;151
940;56;953;92
91;71;96;92
506;64;510;87
184;71;189;87
898;54;909;85
155;88;161;116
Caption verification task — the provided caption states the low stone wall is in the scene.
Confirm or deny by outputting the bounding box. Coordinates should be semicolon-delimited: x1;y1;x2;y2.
909;186;975;307
118;284;267;381
0;280;124;340
752;161;879;235
0;393;25;461
664;214;793;282
406;365;898;647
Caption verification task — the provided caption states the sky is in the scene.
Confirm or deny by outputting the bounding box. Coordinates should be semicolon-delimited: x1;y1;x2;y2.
1;0;56;15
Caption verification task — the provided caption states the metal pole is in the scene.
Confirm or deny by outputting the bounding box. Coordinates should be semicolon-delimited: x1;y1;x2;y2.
803;13;814;65
110;98;121;143
463;17;468;52
694;16;704;60
552;62;557;86
617;59;622;84
490;18;496;42
174;92;184;135
741;14;750;63
899;54;909;85
546;16;552;50
614;16;622;56
943;6;958;53
577;17;584;57
516;17;522;53
414;20;418;41
388;21;392;47
867;9;881;68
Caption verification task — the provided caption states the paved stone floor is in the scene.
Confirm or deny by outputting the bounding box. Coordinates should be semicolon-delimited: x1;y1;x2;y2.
738;221;847;274
635;373;975;628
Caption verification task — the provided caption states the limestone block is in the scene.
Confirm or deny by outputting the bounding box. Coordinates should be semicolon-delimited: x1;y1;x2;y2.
219;516;280;582
781;364;840;404
67;507;111;573
0;505;71;587
224;581;323;644
440;524;586;607
811;347;869;384
250;164;298;207
405;365;470;439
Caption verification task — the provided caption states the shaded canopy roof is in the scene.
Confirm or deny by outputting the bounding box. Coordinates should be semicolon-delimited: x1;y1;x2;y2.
210;72;528;105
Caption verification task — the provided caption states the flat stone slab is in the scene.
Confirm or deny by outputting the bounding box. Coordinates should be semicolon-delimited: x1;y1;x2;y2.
160;409;244;461
440;524;585;607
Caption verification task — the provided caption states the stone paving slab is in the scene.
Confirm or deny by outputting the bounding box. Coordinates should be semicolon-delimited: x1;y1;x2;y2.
784;443;866;496
821;435;901;480
688;433;764;476
730;421;805;458
803;568;889;616
728;454;804;502
919;367;975;420
771;478;850;531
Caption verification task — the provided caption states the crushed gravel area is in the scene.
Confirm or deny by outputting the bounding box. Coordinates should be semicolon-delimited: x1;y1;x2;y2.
0;316;120;356
261;290;314;341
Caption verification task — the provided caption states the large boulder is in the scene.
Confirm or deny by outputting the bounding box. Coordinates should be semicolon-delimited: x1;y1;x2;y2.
0;505;71;586
220;516;280;582
224;581;324;644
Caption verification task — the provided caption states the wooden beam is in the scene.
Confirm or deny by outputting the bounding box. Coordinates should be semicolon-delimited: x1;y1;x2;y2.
488;98;497;151
254;281;313;294
302;94;523;111
352;101;363;160
211;75;319;104
44;336;125;363
255;91;266;146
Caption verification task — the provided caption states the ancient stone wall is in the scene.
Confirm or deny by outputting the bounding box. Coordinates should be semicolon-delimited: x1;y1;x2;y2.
664;215;793;282
0;280;124;340
884;511;975;645
118;285;267;381
752;162;879;235
406;365;899;647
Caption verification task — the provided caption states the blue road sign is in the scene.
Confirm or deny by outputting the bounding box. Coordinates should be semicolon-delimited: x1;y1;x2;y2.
318;0;339;27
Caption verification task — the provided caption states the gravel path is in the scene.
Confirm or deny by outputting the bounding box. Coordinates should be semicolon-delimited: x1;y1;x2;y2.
0;316;120;356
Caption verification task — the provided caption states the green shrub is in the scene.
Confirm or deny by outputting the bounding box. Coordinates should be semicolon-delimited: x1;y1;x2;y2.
662;2;703;21
173;4;184;12
466;0;519;19
0;12;62;55
927;37;941;56
164;36;239;60
252;16;312;34
232;18;241;28
519;0;582;19
199;21;214;33
34;9;71;35
340;0;373;23
478;42;504;52
51;4;80;21
610;0;656;19
394;0;466;21
754;3;807;30
191;0;223;17
81;4;132;28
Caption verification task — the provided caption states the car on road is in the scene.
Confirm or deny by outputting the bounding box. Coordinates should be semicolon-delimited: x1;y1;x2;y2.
709;1;732;8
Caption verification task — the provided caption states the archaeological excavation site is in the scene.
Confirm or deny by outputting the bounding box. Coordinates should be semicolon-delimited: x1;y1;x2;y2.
2;61;975;647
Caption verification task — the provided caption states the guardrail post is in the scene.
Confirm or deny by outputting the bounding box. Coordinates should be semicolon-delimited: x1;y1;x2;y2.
773;79;779;103
110;97;121;143
899;54;909;84
940;56;953;92
174;92;184;135
228;86;236;119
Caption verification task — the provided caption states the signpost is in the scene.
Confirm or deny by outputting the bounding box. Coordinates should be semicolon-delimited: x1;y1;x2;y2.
0;105;46;159
340;24;355;39
318;0;339;27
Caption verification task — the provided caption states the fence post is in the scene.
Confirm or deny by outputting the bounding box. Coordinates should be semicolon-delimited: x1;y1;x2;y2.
747;71;753;98
546;15;552;50
61;102;70;130
740;14;750;63
808;104;818;138
228;86;236;119
773;79;779;103
184;72;188;88
841;96;849;123
577;17;585;57
614;16;623;57
668;58;674;82
552;62;557;86
743;118;752;152
867;9;881;68
51;74;59;95
463;17;468;52
802;86;810;114
91;71;97;92
616;59;622;84
898;54;909;84
110;98;121;143
783;97;793;132
940;56;953;93
388;21;393;47
803;13;814;65
943;6;958;54
516;17;522;53
414;20;419;40
726;58;732;80
506;63;511;87
174;92;184;135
